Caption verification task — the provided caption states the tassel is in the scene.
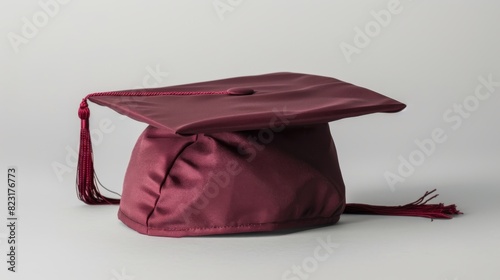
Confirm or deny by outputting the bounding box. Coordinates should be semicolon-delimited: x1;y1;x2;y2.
76;98;120;205
344;189;462;219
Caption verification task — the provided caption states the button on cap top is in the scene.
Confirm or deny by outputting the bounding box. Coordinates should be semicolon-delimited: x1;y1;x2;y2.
227;87;255;96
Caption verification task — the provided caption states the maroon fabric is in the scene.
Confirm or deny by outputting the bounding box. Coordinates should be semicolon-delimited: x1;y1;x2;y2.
118;124;345;237
88;72;405;134
80;72;406;237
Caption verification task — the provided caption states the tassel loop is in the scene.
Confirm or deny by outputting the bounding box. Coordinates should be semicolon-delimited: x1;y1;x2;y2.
78;99;90;120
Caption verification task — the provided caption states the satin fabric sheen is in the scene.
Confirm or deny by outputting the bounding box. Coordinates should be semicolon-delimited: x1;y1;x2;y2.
89;72;405;134
88;72;405;237
118;124;345;237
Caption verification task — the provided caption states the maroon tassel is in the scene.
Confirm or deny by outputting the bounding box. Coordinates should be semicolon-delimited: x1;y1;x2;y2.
344;189;462;219
76;98;120;205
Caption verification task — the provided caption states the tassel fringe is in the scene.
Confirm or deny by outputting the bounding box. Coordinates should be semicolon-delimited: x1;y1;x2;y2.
344;189;462;219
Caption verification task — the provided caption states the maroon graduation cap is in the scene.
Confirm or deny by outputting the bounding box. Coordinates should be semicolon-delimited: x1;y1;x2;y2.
76;72;460;237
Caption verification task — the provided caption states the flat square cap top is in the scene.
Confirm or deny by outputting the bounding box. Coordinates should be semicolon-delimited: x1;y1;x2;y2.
88;72;405;134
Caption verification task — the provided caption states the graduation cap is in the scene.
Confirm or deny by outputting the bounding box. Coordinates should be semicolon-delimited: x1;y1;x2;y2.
76;72;460;237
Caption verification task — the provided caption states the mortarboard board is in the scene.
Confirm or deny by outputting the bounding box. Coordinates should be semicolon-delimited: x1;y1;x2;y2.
76;72;460;237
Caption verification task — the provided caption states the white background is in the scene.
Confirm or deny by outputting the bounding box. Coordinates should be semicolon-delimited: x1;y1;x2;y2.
1;1;499;279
